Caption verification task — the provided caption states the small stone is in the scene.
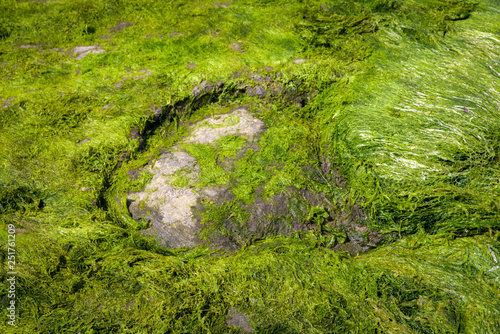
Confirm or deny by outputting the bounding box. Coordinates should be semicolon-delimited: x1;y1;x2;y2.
1;97;15;108
133;69;152;80
192;80;214;98
72;46;99;54
19;44;39;49
252;74;264;83
186;62;197;69
114;77;129;88
247;86;267;98
226;308;252;333
78;138;90;145
108;22;133;32
130;128;141;140
192;86;202;98
101;104;115;110
293;58;308;64
230;42;245;53
150;106;163;117
72;46;105;60
213;2;231;8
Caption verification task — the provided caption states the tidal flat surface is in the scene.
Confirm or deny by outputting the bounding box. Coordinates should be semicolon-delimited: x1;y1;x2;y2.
1;0;500;332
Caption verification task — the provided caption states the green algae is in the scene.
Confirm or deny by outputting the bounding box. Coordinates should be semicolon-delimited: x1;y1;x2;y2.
326;0;500;234
182;142;232;187
2;222;499;333
1;0;500;332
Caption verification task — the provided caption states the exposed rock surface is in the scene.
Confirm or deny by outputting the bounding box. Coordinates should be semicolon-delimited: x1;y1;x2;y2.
127;109;264;248
129;151;201;248
108;21;133;32
185;109;263;144
72;45;105;60
132;69;152;80
247;86;267;98
230;42;245;53
226;308;252;333
1;97;15;109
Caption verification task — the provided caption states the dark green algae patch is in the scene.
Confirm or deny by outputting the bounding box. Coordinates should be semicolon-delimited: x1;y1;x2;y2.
1;0;500;332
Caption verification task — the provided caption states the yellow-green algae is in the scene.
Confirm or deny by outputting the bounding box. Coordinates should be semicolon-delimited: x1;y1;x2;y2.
327;0;500;234
1;0;500;332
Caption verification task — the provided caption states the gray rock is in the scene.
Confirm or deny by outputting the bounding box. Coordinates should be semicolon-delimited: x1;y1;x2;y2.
231;42;245;53
130;128;141;140
19;44;39;49
77;138;90;145
247;86;267;98
101;104;115;110
213;2;231;8
185;109;264;144
72;46;105;60
293;58;308;64
191;80;215;98
126;110;265;249
252;74;264;83
72;46;99;54
226;308;252;333
108;21;133;32
133;69;152;80
1;97;15;109
114;77;129;88
149;105;163;119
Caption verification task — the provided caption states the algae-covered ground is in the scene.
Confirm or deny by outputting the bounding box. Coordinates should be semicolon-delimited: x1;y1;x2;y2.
1;0;500;333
